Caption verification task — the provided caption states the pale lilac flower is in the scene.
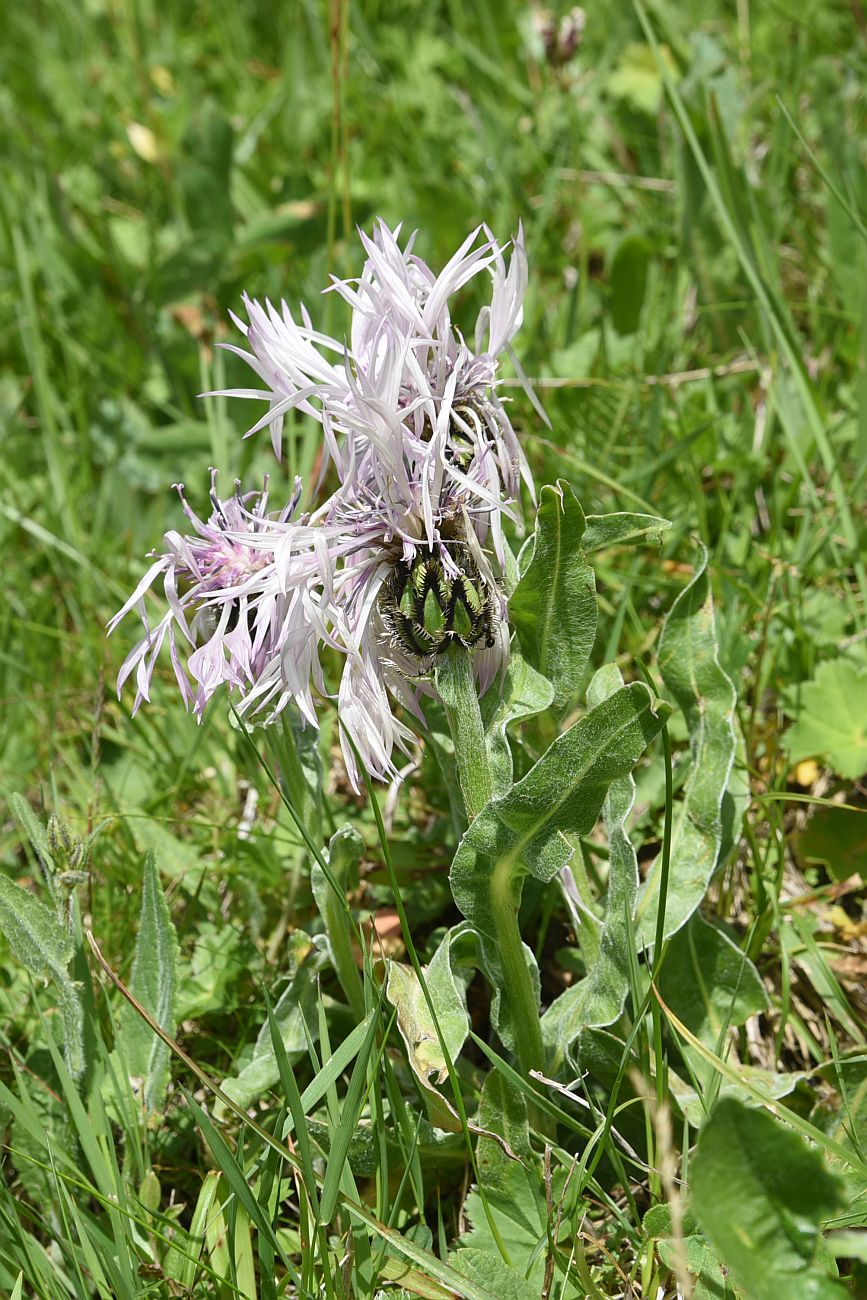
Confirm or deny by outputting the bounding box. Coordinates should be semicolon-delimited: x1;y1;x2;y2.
107;472;324;722
110;459;510;789
213;221;535;509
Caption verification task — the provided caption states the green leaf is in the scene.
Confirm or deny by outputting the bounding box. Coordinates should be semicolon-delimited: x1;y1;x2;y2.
119;852;179;1112
644;1205;735;1300
9;793;56;880
436;646;494;820
658;914;768;1048
785;659;867;780
481;646;554;797
794;804;867;883
542;664;641;1054
451;683;670;1045
635;545;737;947
609;233;652;334
0;873;72;980
582;511;672;553
448;1249;538;1300
691;1097;848;1300
510;480;597;712
312;825;365;1020
386;925;472;1128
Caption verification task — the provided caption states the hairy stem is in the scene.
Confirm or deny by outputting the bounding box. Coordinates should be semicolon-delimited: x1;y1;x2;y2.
435;645;492;821
490;856;546;1079
437;647;546;1091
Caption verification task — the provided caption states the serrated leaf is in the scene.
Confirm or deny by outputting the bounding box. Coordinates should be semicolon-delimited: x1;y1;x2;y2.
448;1249;538;1300
119;852;179;1113
510;480;597;712
691;1098;848;1300
582;511;672;553
635;545;737;947
451;682;669;1046
542;664;641;1054
786;659;867;780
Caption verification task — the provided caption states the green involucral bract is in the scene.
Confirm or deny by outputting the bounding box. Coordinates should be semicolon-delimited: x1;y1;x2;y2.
634;542;737;948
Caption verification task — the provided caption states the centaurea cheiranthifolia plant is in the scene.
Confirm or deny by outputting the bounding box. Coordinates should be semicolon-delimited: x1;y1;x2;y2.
111;221;681;1097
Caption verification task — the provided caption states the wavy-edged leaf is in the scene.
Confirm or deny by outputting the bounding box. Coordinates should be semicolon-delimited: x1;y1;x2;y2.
386;925;472;1129
451;683;669;1044
635;544;736;947
582;511;671;553
542;663;641;1054
481;646;554;796
510;480;596;711
119;851;179;1112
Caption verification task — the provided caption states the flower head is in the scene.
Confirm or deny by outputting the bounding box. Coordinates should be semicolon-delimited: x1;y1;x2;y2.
113;221;537;789
215;221;535;510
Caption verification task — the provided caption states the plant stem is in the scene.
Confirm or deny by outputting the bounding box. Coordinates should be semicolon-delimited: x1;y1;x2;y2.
435;645;492;821
436;647;546;1086
490;855;546;1079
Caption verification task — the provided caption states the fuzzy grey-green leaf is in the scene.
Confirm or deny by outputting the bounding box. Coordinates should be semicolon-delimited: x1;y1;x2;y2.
451;682;669;1044
510;480;596;712
634;545;736;947
542;664;641;1054
119;852;179;1113
582;511;672;553
0;873;72;980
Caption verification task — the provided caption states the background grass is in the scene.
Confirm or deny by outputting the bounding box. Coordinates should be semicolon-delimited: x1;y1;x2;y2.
1;0;866;1296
